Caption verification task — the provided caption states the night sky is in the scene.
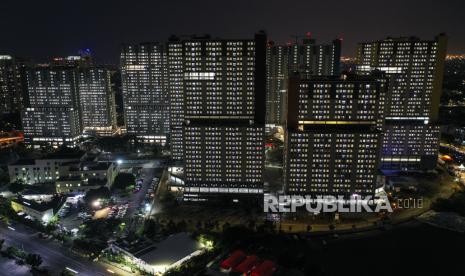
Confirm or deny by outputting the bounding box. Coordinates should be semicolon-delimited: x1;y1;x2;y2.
1;0;464;64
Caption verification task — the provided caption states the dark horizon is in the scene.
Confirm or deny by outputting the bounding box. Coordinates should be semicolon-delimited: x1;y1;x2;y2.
1;0;464;64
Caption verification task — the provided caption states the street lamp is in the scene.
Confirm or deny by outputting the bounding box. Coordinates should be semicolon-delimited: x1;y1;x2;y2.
93;199;101;208
116;159;123;165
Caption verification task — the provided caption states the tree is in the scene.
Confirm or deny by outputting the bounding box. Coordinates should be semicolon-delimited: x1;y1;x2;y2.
83;186;111;206
15;259;25;266
143;219;160;238
0;167;10;186
25;253;43;268
112;173;135;191
8;179;25;194
0;239;4;251
5;246;17;257
151;144;163;157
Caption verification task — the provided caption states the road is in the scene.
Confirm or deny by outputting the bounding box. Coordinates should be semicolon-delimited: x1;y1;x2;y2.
124;166;156;220
147;168;169;217
441;142;465;156
0;223;133;276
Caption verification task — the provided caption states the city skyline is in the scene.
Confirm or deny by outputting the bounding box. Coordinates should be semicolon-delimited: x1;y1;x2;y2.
1;3;465;275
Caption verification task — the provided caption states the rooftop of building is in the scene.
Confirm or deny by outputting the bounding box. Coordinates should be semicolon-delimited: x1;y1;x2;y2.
13;195;64;212
82;162;111;171
300;73;381;83
21;183;56;195
359;33;446;45
10;159;36;166
138;233;201;266
113;236;154;256
42;148;84;160
67;161;111;172
114;233;201;266
61;160;80;166
57;176;82;182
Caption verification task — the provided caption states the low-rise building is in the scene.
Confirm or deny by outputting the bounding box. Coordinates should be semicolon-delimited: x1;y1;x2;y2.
8;150;83;185
11;196;65;223
21;184;57;202
56;162;116;193
56;177;108;194
108;233;202;275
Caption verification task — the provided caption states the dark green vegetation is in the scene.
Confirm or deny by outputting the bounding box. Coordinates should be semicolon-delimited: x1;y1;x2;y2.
112;172;135;191
433;188;465;216
83;186;111;206
73;218;122;257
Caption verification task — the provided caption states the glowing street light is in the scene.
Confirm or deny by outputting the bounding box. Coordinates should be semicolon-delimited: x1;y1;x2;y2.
92;199;101;208
116;159;123;165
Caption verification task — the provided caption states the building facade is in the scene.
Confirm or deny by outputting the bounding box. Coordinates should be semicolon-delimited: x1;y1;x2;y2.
284;75;382;196
356;34;447;170
167;38;185;160
177;32;267;202
77;67;116;135
266;44;288;126
8;155;82;185
56;161;116;193
0;55;26;114
22;67;82;147
288;37;341;78
121;43;169;144
266;37;341;126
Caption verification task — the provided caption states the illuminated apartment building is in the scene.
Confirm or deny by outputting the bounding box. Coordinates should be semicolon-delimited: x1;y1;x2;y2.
179;32;267;202
22;67;81;147
266;44;288;126
77;67;116;135
120;43;169;144
167;39;184;160
266;36;341;126
0;55;26;114
356;34;447;170
288;36;341;78
284;75;382;196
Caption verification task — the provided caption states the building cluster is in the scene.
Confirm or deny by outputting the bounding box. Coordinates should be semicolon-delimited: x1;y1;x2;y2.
1;32;447;202
0;55;27;114
266;34;341;126
8;150;117;194
1;54;117;147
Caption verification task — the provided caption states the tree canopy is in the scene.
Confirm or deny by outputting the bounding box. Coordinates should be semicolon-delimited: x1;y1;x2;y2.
112;172;135;190
83;186;111;205
8;179;24;194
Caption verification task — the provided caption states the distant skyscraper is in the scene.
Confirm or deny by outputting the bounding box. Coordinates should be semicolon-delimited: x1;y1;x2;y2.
77;67;116;134
356;34;447;170
167;39;184;160
266;36;341;125
288;37;342;78
120;43;169;144
22;67;81;147
284;74;382;196
50;54;93;67
0;55;26;114
176;32;267;202
266;44;288;126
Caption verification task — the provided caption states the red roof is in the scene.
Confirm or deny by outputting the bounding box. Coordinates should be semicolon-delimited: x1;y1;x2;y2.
250;260;276;276
233;255;259;273
220;250;246;270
